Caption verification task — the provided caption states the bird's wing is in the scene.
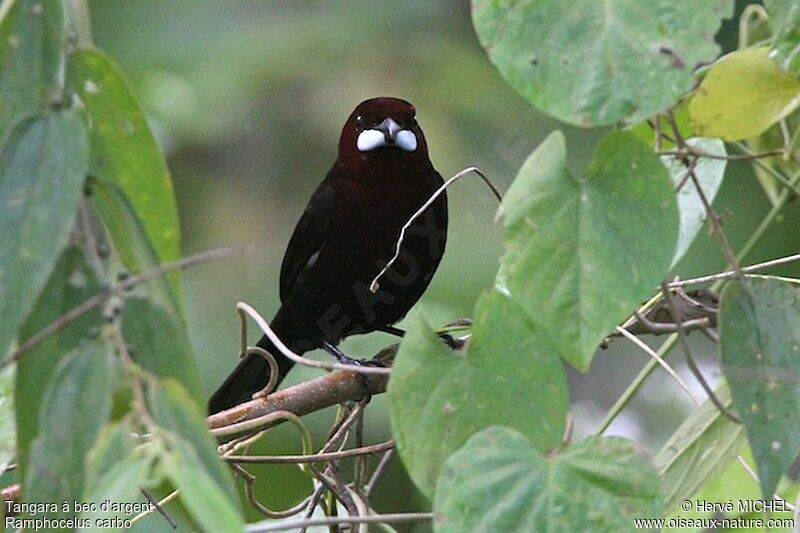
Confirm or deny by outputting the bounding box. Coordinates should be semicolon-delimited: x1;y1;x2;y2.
278;178;335;302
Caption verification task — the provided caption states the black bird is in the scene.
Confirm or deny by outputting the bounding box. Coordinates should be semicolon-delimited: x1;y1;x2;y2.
208;97;448;414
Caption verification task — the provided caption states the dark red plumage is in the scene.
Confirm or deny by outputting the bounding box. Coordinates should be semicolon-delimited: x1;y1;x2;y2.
208;97;448;414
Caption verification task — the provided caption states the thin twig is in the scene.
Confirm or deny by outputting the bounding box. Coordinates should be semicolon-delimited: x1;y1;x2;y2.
660;283;740;423
230;463;312;519
596;164;800;435
237;302;390;375
130;488;180;524
687;167;742;275
107;324;158;431
617;327;789;510
668;252;800;288
224;441;394;464
247;346;280;400
363;449;395;498
614;327;700;404
658;148;785;161
140;487;177;529
5;245;248;367
369;166;501;293
246;512;434;532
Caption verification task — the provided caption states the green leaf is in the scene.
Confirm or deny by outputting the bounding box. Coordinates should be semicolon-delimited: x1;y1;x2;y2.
25;340;114;516
121;297;203;402
15;246;103;480
66;48;182;302
165;441;245;532
653;382;746;512
471;0;732;127
0;0;64;139
90;178;181;318
81;453;154;529
497;131;678;370
434;427;662;532
765;0;800;75
660;137;726;267
81;420;156;528
148;380;240;507
719;278;800;498
0;110;89;358
689;47;800;141
85;419;138;490
0;364;15;474
388;290;568;498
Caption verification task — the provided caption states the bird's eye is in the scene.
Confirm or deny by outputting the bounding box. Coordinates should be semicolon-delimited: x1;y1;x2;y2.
355;115;364;128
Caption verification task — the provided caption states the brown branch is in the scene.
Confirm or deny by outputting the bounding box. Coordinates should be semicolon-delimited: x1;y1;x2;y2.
610;288;718;337
208;345;397;438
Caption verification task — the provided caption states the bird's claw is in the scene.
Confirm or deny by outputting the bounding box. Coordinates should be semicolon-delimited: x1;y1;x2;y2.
438;332;457;349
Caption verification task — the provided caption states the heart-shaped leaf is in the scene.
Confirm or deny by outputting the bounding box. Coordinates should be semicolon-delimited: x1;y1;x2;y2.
497;131;678;370
434;427;662;532
388;290;568;498
472;0;732;127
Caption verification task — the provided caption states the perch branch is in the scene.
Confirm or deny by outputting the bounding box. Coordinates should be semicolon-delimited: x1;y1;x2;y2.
208;345;396;438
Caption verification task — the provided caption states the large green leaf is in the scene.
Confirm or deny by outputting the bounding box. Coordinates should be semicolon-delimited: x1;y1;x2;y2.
90;178;181;318
165;440;245;532
25;340;114;517
388;290;568;498
81;420;157;528
653;382;746;512
121;297;203;402
471;0;732;127
434;427;662;532
147;380;240;508
0;0;63;139
0;110;89;358
719;278;800;498
66;48;182;301
660;137;726;267
497;131;678;370
15;246;104;479
689;48;800;141
765;0;800;75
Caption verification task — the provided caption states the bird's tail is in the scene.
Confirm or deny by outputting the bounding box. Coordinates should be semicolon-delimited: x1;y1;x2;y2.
207;327;297;415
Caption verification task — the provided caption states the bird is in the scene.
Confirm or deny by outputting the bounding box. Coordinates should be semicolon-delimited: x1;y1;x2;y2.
208;97;448;414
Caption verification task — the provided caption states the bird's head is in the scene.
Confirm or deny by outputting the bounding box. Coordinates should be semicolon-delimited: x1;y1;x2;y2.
337;97;430;169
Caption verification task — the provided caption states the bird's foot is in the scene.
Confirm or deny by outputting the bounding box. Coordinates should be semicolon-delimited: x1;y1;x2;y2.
322;342;385;400
379;326;460;350
438;332;458;349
